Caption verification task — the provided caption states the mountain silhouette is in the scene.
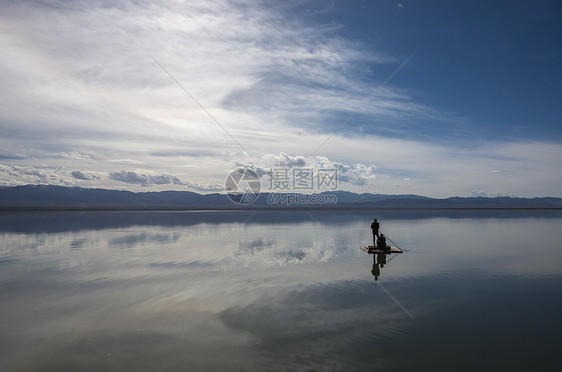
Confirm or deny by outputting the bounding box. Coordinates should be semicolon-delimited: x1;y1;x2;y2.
0;185;561;210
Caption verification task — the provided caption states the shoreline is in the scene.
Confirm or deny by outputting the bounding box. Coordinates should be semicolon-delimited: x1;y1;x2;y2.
2;206;562;212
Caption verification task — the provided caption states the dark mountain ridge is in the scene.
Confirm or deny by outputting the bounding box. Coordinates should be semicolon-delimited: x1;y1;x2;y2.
0;185;561;210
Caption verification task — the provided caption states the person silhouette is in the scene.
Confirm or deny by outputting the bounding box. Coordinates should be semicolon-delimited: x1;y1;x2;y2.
370;218;380;245
377;234;387;250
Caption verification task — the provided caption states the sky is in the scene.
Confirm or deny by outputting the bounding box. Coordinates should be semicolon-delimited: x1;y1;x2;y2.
0;0;561;198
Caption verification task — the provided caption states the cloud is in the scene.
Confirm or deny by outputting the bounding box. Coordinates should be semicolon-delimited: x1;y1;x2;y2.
0;164;73;186
71;171;99;180
314;156;376;186
0;1;560;198
234;152;376;188
470;190;516;198
269;153;307;167
0;1;444;182
0;164;46;179
110;159;144;165
0;0;444;147
108;171;185;187
57;152;92;160
185;182;224;192
0;154;25;160
108;170;223;191
71;171;89;180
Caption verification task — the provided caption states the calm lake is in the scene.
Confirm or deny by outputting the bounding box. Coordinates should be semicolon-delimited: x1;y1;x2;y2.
1;210;561;371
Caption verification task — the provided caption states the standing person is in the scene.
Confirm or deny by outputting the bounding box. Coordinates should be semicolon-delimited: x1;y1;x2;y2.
371;218;380;246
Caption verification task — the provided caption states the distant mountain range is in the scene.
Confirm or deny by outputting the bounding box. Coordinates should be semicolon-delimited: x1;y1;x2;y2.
0;185;561;210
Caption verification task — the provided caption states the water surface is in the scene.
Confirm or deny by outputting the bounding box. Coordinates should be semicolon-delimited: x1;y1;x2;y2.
1;210;561;371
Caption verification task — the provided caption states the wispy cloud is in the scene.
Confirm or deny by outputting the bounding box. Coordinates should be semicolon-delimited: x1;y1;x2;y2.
0;0;440;144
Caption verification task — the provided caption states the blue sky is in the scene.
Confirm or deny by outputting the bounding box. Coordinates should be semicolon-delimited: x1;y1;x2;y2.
0;0;561;197
298;0;562;141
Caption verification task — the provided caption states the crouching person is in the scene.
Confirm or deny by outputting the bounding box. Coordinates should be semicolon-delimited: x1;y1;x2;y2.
377;234;388;251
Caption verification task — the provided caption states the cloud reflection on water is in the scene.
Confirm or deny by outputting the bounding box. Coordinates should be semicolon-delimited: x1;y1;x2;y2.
1;210;561;370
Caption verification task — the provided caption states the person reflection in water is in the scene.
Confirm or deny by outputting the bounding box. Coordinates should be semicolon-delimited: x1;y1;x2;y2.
371;218;380;245
371;252;387;281
377;251;386;267
371;254;380;281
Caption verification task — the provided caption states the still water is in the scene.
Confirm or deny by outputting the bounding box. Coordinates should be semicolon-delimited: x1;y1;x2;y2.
1;210;561;371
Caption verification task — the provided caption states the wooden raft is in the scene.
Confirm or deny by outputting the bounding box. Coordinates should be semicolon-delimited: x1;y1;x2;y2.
360;245;403;254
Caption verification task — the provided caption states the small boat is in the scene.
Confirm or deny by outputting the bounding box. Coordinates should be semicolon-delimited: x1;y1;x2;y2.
360;245;403;254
